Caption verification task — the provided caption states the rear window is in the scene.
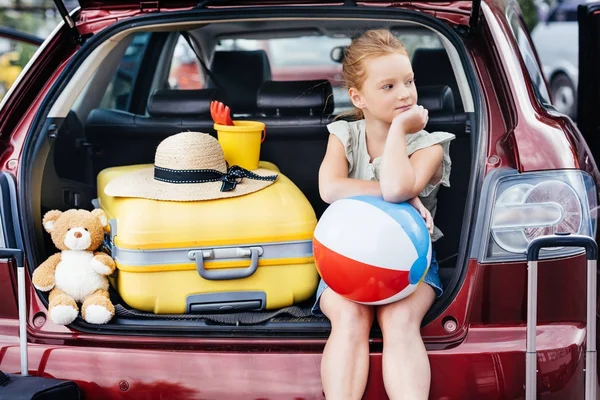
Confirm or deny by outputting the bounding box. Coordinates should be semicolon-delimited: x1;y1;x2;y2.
215;32;443;113
99;32;151;111
168;36;204;90
507;8;552;106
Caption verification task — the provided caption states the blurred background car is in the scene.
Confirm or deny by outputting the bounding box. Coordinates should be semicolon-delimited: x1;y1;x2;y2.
531;0;586;119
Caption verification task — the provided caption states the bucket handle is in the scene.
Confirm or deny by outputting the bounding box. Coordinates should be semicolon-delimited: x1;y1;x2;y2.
261;127;267;143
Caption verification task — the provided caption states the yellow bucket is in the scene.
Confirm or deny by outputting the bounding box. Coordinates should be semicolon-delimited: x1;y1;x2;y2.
215;120;266;170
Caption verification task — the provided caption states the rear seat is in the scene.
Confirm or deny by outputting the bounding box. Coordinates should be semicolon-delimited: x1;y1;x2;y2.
256;79;334;217
86;88;221;176
86;47;273;171
419;85;467;133
420;84;471;267
412;48;464;113
258;79;334;120
86;76;469;267
207;50;272;115
412;48;472;268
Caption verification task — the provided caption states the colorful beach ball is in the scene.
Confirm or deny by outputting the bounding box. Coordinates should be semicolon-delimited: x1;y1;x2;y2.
313;195;432;305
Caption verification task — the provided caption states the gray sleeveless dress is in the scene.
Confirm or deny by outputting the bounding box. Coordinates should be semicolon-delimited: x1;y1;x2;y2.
312;119;456;315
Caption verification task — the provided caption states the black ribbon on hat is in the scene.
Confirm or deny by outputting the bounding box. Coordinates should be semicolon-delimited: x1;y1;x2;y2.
154;165;278;192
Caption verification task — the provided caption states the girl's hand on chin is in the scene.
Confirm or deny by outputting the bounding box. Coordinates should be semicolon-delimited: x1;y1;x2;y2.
391;105;429;135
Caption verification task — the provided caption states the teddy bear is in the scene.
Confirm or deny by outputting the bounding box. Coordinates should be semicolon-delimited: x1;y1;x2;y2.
32;208;116;325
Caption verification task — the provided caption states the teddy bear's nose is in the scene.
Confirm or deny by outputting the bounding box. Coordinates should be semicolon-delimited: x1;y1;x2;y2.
73;232;82;239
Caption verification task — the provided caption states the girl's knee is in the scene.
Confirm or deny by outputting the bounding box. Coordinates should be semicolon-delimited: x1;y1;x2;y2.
377;304;421;335
377;286;435;335
323;294;374;335
338;305;374;340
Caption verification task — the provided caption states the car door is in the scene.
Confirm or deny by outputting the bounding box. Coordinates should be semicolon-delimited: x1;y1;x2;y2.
577;0;600;157
0;27;43;101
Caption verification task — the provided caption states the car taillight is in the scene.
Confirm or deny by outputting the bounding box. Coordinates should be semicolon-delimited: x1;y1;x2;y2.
480;169;597;262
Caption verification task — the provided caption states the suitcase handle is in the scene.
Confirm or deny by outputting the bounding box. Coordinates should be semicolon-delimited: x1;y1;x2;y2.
527;233;598;261
190;247;260;280
525;233;598;400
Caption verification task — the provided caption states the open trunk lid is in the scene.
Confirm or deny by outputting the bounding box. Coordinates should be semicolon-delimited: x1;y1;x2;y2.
61;0;481;32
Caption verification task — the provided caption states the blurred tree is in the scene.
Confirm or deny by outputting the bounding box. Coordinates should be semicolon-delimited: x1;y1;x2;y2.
0;11;39;35
15;42;37;67
0;0;63;37
518;0;540;31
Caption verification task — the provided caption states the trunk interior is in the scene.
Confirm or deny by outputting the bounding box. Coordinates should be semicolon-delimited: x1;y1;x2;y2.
24;8;478;336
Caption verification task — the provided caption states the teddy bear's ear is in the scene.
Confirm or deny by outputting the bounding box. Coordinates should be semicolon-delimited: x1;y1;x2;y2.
91;209;109;229
42;210;62;233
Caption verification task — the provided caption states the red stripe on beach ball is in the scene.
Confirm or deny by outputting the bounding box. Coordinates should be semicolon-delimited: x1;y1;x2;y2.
313;237;410;303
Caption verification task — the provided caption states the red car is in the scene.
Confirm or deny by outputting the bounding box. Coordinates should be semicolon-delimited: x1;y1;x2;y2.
1;0;600;399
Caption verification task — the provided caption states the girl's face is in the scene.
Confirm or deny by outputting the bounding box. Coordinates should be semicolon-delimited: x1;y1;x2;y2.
349;52;417;124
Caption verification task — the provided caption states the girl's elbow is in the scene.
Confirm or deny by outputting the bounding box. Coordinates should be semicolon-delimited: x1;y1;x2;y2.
380;183;416;203
381;185;405;203
320;192;334;205
379;173;417;203
382;192;401;203
319;183;336;204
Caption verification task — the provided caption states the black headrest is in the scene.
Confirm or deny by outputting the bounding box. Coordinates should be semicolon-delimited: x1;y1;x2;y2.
412;48;463;111
257;80;334;116
419;85;455;113
208;50;272;114
147;89;222;117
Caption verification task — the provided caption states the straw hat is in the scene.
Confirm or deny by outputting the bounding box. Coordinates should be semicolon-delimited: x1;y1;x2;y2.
104;132;278;201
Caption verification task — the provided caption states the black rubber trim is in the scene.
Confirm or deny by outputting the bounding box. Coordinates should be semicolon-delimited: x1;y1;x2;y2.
0;27;43;46
20;5;483;337
0;172;24;261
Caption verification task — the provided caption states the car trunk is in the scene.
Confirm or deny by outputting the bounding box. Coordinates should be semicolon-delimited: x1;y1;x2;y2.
20;4;479;336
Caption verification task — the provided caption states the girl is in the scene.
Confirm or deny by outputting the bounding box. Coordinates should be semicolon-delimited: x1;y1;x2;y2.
313;29;455;400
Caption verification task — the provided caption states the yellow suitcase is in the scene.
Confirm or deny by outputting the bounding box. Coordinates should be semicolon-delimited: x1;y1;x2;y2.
97;161;319;314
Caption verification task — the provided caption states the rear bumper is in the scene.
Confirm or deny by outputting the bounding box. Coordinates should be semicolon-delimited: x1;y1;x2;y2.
429;324;586;399
0;323;587;399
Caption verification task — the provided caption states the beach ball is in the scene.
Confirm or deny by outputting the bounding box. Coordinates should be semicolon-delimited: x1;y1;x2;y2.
313;195;432;305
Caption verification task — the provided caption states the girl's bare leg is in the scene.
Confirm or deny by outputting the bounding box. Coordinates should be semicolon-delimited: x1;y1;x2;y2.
320;288;375;400
376;284;436;400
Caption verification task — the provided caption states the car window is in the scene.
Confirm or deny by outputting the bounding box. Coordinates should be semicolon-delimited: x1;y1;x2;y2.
99;32;151;111
215;32;442;113
167;36;204;90
507;7;552;106
0;33;40;102
263;37;349;68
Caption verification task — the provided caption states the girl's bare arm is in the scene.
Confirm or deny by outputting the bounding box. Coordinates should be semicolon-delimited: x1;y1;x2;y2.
380;136;443;203
318;134;381;204
319;132;435;234
379;108;443;203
